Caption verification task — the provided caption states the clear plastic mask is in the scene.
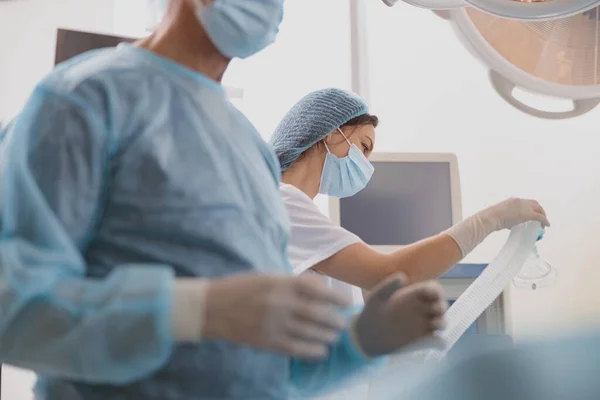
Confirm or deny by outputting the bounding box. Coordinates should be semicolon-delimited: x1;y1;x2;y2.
513;244;557;290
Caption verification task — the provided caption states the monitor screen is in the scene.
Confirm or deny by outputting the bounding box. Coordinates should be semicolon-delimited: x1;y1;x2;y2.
340;161;454;245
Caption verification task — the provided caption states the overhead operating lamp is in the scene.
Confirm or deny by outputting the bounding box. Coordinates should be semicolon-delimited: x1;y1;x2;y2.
381;0;600;119
382;0;600;20
382;0;464;10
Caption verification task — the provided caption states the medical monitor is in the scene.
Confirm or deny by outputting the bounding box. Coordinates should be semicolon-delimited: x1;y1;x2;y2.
329;153;462;254
329;153;506;337
55;29;133;65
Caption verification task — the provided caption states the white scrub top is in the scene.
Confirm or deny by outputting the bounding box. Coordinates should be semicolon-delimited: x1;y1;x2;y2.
280;183;363;303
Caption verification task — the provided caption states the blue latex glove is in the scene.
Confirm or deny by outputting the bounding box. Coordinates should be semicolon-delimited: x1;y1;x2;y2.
537;228;546;242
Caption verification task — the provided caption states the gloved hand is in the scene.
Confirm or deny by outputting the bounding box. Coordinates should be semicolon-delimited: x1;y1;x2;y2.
351;274;446;358
171;274;351;359
444;197;550;256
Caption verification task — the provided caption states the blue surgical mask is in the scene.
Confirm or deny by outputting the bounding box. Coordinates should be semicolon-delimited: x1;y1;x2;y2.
319;128;375;198
196;0;285;59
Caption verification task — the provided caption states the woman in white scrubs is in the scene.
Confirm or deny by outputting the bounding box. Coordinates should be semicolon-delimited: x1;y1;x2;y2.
270;88;550;299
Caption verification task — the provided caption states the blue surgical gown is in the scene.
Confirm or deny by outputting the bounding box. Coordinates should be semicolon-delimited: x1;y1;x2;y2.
0;44;374;399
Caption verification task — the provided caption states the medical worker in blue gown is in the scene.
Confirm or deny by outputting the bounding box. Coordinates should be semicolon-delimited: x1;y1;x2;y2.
0;1;447;399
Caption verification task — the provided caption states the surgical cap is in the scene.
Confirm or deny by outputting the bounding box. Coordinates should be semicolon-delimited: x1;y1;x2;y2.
270;88;369;171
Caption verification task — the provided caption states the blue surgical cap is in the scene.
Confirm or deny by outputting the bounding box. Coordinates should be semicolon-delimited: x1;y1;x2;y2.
270;88;369;171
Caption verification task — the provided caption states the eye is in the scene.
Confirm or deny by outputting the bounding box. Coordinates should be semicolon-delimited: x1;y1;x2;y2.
362;143;369;154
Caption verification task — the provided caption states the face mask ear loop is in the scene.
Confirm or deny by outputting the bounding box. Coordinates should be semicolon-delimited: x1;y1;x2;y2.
322;140;332;153
195;0;206;16
337;127;352;148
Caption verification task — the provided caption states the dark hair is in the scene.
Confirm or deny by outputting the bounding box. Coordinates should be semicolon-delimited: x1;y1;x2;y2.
292;113;379;166
322;113;379;147
342;113;379;130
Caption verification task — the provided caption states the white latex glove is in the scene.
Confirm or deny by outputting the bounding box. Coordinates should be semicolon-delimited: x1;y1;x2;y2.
444;197;550;257
351;274;446;358
171;274;351;359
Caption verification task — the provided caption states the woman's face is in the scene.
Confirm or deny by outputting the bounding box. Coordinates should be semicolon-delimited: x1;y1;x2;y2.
325;124;376;159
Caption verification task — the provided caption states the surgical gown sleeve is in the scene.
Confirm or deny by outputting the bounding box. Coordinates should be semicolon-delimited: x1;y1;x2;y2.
290;308;385;397
0;85;175;384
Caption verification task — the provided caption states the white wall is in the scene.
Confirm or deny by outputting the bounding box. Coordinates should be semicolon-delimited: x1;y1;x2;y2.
221;0;353;139
113;0;157;38
364;2;600;340
0;0;115;121
0;1;115;397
